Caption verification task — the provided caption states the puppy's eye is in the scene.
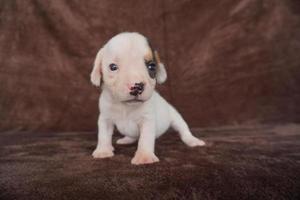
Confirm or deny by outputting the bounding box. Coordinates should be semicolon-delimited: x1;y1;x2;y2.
145;60;156;79
109;63;118;71
146;61;156;71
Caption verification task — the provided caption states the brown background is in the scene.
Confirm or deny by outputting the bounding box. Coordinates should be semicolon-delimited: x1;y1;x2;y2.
0;0;300;131
1;1;300;199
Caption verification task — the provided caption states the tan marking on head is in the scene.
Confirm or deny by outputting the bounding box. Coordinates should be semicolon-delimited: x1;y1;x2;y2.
144;48;153;61
154;51;161;64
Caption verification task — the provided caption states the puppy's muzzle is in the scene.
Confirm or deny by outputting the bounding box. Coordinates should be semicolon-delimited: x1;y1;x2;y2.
130;82;144;96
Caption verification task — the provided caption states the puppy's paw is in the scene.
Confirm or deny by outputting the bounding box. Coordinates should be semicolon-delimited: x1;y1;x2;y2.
131;151;159;165
116;136;137;145
92;148;114;159
183;136;206;147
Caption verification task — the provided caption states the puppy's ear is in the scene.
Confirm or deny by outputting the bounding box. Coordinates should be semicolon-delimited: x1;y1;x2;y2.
90;48;104;87
154;50;167;84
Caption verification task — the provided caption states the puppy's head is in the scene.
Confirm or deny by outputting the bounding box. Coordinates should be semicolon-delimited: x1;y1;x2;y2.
90;32;167;104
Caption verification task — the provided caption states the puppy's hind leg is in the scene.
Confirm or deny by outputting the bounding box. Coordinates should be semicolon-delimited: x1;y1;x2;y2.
116;136;137;145
169;106;205;147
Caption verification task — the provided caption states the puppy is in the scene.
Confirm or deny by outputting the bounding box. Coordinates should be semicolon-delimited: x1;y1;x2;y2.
90;32;205;165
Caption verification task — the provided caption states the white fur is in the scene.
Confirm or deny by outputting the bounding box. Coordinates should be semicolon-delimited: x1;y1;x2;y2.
90;32;205;165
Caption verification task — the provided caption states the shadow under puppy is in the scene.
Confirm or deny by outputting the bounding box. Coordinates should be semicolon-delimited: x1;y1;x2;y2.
90;32;205;165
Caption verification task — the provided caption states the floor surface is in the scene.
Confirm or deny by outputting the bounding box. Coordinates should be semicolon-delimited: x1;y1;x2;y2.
1;124;300;200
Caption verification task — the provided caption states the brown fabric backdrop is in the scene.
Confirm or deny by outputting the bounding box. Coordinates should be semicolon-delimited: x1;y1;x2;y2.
0;0;300;131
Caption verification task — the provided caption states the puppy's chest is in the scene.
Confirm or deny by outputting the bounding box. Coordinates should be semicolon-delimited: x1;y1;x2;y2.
115;119;139;137
110;109;141;138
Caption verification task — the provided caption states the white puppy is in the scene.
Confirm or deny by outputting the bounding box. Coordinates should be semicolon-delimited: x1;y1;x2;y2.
90;32;205;165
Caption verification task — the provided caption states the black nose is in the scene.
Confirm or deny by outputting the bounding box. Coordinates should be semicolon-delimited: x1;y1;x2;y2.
130;82;144;96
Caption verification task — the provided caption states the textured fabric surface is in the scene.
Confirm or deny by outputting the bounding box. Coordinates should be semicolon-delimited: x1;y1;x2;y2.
1;124;300;200
0;0;300;131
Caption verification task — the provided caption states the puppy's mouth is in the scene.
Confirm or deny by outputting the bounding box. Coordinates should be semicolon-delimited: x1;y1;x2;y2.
122;99;144;104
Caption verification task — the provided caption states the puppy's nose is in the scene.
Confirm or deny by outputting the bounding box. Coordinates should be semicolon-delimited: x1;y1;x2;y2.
129;82;144;96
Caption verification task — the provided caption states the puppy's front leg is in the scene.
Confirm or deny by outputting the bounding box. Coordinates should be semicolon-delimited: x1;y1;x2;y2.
92;115;114;159
131;120;159;165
